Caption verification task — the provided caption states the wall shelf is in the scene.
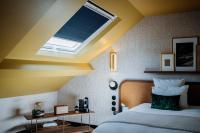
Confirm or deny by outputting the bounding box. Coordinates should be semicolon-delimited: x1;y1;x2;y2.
144;68;200;74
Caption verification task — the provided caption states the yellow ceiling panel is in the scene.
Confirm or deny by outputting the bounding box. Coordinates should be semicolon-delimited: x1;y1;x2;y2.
129;0;200;16
0;0;56;63
0;59;93;78
0;76;71;98
5;0;85;63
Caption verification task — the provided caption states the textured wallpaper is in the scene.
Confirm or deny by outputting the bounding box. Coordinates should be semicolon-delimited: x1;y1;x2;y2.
58;11;200;125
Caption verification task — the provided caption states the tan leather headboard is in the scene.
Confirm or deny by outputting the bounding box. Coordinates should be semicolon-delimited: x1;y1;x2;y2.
119;80;200;110
119;80;153;109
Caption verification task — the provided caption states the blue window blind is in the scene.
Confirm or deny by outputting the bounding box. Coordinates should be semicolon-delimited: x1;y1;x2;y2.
54;6;109;42
39;1;115;55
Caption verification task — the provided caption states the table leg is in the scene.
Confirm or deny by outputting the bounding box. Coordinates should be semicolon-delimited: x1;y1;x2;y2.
31;120;32;133
56;118;58;133
36;119;38;133
81;115;83;126
88;113;91;131
63;116;65;133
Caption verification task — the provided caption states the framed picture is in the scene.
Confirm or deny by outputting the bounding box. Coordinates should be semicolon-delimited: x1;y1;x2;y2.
161;53;175;71
172;37;198;71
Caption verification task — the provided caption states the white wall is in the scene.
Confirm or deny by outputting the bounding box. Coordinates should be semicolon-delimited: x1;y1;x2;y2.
0;92;57;133
58;11;200;125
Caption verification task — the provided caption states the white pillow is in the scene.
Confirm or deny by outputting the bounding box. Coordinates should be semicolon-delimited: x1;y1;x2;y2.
180;87;188;108
152;85;188;96
152;85;189;108
153;78;185;88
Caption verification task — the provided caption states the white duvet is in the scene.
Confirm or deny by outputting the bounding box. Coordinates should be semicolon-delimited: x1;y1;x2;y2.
131;103;200;118
93;103;200;133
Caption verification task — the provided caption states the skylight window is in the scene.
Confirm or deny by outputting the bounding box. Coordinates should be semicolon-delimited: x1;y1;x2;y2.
39;1;116;55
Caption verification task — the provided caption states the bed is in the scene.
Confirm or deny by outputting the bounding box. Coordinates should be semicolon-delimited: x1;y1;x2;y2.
93;80;200;133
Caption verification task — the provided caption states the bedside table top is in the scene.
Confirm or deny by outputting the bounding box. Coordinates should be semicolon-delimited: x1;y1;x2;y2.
24;111;94;120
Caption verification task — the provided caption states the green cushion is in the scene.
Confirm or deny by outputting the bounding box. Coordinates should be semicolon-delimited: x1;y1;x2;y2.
151;93;181;111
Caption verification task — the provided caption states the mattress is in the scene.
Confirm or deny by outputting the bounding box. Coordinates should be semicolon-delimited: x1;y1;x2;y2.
93;103;200;133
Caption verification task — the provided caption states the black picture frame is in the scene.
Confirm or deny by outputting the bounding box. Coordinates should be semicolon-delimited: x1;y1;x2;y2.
172;37;198;71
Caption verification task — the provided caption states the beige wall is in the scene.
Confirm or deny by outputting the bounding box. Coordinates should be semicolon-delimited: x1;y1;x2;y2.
0;92;57;133
58;11;200;125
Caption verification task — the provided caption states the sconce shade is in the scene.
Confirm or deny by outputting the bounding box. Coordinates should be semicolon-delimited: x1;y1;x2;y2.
110;52;117;72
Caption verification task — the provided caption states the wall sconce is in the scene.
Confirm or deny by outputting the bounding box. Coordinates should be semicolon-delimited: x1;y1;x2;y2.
110;51;117;72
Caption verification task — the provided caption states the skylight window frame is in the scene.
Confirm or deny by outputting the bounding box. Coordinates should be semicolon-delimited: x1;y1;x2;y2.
39;1;116;55
40;37;82;53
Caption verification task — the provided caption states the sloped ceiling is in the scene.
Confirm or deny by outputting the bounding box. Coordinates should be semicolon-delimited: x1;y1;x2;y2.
0;0;142;98
1;0;200;98
128;0;200;16
0;0;56;63
0;76;72;98
5;0;142;63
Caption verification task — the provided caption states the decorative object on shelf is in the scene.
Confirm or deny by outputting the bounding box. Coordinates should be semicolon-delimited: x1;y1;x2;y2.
54;105;68;115
161;53;175;71
110;50;117;72
79;97;89;113
197;44;200;71
109;80;118;90
172;37;198;71
32;102;45;117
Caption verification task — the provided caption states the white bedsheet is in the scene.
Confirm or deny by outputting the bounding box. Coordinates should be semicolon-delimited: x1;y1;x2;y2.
93;103;200;133
131;103;200;118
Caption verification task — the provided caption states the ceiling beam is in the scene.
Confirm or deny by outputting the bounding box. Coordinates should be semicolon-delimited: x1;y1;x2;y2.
0;59;93;78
